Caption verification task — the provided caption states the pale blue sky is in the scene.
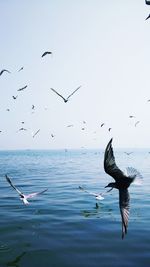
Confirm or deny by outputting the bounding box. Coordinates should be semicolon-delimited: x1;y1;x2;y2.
0;0;150;149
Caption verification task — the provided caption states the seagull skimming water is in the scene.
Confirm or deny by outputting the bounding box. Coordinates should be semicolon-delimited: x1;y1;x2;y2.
104;138;143;239
5;174;48;205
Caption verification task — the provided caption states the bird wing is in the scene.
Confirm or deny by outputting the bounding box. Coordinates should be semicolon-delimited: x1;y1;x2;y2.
42;51;52;57
104;138;126;181
17;85;27;91
66;86;81;100
119;189;130;239
0;69;11;75
25;188;48;199
145;0;150;5
145;14;150;20
5;175;23;195
50;88;67;102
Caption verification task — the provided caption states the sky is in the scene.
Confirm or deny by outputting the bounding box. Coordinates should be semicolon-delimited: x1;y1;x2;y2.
0;0;150;150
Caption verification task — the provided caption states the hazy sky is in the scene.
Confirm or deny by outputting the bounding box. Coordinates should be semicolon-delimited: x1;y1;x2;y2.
0;0;150;149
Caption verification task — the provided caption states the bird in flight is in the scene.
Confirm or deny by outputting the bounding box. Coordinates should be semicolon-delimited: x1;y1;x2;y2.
12;95;18;100
101;123;105;127
17;85;27;91
18;67;24;72
41;51;52;57
124;152;133;156
145;14;150;20
79;186;105;200
0;69;11;76
50;86;81;103
5;174;48;205
129;115;135;118
104;138;143;239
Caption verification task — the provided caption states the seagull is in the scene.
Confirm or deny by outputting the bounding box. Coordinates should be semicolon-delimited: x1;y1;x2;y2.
5;175;48;205
50;86;81;103
32;129;40;138
51;133;55;138
67;124;74;127
101;123;105;127
0;69;11;76
124;152;133;156
18;67;24;72
145;14;150;20
32;105;35;110
108;128;112;132
129;115;135;118
18;127;27;131
17;85;27;91
12;95;18;100
41;51;52;57
104;138;143;239
79;186;105;200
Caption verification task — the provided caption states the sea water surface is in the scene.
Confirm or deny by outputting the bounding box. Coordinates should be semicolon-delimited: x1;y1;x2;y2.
0;148;150;267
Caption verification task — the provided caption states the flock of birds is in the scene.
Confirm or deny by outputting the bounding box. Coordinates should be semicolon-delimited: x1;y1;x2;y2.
2;2;149;240
5;138;143;240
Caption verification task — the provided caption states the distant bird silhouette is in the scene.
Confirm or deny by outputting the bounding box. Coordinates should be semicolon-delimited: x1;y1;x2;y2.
41;51;52;57
51;134;55;138
129;115;135;118
0;69;11;76
32;129;40;138
6;109;10;112
18;85;27;91
50;86;81;103
124;152;133;156
5;174;48;205
32;105;35;110
12;95;18;100
135;121;140;127
67;124;74;127
18;67;24;72
101;123;105;127
18;127;27;131
145;0;150;5
104;138;143;239
145;14;150;20
108;128;112;132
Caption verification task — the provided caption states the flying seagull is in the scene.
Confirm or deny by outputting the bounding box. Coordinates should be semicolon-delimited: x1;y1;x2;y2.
0;69;11;76
18;67;24;72
124;152;133;156
41;51;52;57
104;138;143;239
5;174;48;205
17;85;27;91
129;115;135;118
50;86;81;103
145;14;150;20
101;123;105;127
12;95;18;100
79;186;105;200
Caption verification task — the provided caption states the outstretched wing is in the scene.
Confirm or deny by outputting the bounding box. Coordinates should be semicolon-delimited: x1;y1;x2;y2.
119;189;130;239
50;88;67;102
26;188;48;199
104;138;126;181
66;86;81;100
32;129;40;138
5;174;23;195
0;69;11;76
41;51;52;57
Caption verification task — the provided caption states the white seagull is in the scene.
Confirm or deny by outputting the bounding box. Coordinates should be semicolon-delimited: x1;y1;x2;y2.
5;174;48;205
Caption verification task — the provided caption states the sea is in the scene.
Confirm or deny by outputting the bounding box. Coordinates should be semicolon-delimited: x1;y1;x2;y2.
0;148;149;267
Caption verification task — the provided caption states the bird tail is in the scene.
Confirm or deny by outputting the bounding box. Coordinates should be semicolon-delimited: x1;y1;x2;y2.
126;167;143;185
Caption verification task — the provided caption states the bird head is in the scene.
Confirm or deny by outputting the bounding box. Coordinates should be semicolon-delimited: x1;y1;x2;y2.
105;182;116;189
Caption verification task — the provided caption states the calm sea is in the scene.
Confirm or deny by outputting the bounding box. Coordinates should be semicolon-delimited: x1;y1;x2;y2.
0;148;149;267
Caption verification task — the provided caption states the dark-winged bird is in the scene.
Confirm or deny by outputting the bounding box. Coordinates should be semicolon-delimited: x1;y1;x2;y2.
41;51;52;57
18;67;24;72
50;86;81;103
104;138;142;239
5;174;48;205
0;69;11;76
12;95;18;100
